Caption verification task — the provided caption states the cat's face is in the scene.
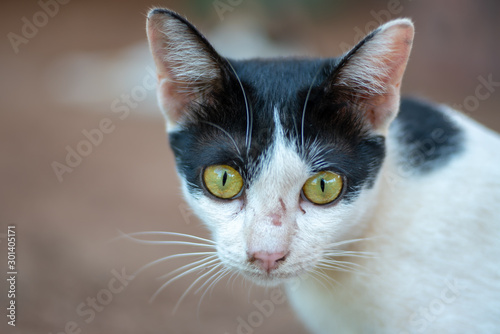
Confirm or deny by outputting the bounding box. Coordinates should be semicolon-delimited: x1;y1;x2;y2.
147;9;413;285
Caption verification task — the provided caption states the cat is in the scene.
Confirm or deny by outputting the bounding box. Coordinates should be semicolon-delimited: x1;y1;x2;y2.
145;8;500;334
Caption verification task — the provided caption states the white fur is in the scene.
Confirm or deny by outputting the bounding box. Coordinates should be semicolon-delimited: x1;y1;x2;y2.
156;18;219;89
178;102;500;334
151;14;500;333
286;106;500;333
182;107;378;285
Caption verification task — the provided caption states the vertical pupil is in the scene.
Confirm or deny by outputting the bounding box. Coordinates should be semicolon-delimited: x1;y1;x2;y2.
222;171;228;186
320;178;325;193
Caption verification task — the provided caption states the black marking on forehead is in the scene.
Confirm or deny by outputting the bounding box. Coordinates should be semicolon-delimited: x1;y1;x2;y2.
392;98;464;174
293;82;386;201
169;58;386;201
279;59;386;200
231;58;334;108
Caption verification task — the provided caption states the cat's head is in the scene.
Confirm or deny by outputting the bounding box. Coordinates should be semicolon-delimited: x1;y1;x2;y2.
146;9;413;285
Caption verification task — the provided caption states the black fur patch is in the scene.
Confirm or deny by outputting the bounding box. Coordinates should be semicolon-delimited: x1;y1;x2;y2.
392;98;464;174
170;58;386;202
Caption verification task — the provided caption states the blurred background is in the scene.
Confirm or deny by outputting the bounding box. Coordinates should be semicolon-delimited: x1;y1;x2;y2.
1;0;500;333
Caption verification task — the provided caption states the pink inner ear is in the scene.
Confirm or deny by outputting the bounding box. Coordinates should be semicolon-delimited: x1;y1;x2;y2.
147;18;176;81
372;25;413;129
157;78;191;126
335;20;414;132
146;12;224;129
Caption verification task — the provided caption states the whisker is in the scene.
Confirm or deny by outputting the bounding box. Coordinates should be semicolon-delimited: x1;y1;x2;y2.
319;258;365;269
199;120;243;160
229;271;242;295
317;262;362;275
321;266;367;278
205;271;231;310
112;229;216;244
150;258;220;303
195;269;223;318
318;267;345;289
308;270;332;292
131;252;216;278
300;66;323;154
225;59;252;157
172;263;224;314
314;268;339;290
317;257;370;276
326;236;377;249
226;270;238;289
247;279;256;303
322;237;378;275
323;251;376;259
156;256;219;280
194;267;226;296
210;269;231;296
120;236;216;248
196;268;230;316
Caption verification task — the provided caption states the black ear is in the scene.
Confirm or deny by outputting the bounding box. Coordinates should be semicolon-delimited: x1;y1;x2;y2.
146;9;227;130
328;19;414;133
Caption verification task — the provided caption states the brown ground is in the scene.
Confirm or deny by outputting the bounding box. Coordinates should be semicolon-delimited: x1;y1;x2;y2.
1;1;499;333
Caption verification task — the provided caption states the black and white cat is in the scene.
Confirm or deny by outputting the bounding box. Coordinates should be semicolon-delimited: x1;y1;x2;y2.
145;8;500;333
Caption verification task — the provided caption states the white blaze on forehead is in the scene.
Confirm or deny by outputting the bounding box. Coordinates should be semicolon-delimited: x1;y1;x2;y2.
242;107;308;254
246;107;308;214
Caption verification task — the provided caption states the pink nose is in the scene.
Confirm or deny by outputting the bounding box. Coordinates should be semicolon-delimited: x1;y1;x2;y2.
250;251;288;273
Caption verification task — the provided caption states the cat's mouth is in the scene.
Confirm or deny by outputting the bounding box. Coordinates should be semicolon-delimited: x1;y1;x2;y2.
241;271;299;286
220;252;319;285
239;264;314;286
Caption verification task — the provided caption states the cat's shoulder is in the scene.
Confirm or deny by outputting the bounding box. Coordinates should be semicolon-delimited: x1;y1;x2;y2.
389;97;500;174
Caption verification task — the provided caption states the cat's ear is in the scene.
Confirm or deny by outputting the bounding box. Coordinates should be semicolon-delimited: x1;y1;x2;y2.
328;19;414;133
146;9;226;130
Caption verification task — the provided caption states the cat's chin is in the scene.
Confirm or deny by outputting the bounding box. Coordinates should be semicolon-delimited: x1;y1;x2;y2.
248;276;288;287
242;270;305;287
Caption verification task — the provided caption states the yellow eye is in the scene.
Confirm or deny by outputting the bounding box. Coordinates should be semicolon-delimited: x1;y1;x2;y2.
203;165;244;199
302;171;343;205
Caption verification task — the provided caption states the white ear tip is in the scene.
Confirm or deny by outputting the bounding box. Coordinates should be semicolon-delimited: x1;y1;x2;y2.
377;18;414;45
380;18;414;31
